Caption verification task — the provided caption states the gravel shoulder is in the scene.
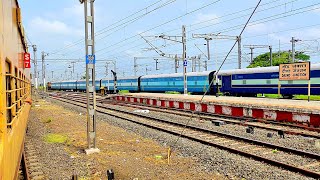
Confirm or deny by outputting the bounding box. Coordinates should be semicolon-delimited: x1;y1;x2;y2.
26;97;225;179
48;96;318;180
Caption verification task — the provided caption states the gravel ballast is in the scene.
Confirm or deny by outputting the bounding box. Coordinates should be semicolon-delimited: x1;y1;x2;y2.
48;96;317;180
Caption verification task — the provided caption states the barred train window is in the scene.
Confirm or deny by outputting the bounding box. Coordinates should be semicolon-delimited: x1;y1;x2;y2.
15;68;18;113
5;60;12;124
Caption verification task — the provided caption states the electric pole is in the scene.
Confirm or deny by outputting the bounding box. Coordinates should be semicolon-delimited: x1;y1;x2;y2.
243;45;273;66
204;38;211;71
70;61;76;79
41;51;48;91
193;33;241;69
182;25;187;95
174;54;178;73
140;26;187;94
155;59;160;70
32;45;38;89
237;36;242;69
134;57;138;76
80;0;99;153
291;37;301;63
105;62;110;91
269;46;273;66
51;71;54;79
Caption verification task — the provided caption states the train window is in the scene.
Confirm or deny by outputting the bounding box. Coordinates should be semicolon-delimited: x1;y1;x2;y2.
243;80;247;85
267;80;271;84
15;68;18;113
173;82;175;86
288;80;293;84
5;60;12;127
195;81;197;85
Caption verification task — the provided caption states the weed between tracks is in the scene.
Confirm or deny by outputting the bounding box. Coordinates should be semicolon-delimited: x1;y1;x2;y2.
44;133;69;144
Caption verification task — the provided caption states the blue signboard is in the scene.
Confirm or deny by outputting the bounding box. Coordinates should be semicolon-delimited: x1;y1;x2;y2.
86;55;96;64
183;59;188;67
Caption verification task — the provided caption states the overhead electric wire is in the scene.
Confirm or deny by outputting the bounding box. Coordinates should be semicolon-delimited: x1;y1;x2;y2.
63;0;298;59
96;0;310;58
51;0;176;55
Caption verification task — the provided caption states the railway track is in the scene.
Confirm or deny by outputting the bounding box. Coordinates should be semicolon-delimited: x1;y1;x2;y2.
50;94;320;179
103;99;320;139
59;92;320;139
19;138;45;180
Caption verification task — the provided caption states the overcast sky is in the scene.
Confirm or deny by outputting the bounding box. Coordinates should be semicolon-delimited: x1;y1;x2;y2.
19;0;320;81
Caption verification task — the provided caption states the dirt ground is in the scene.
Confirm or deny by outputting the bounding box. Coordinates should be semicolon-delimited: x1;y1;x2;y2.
27;97;226;180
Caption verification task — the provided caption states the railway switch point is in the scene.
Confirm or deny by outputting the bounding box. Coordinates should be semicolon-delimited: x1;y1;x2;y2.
84;148;100;155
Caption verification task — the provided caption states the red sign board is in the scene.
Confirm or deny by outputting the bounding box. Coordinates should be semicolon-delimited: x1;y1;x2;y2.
24;53;31;68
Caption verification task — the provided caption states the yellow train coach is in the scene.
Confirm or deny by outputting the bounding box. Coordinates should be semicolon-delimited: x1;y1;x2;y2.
0;0;31;179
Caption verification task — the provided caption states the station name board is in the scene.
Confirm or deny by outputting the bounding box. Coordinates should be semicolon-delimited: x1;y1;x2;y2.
279;62;310;81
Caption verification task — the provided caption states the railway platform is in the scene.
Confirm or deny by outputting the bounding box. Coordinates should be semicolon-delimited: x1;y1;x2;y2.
112;93;320;127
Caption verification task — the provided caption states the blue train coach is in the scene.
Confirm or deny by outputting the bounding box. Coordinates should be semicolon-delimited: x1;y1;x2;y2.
140;71;215;94
217;63;320;97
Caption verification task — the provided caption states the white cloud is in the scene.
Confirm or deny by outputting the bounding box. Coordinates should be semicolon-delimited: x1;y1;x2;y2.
29;17;82;36
63;4;83;17
312;5;320;14
269;27;320;42
194;13;219;24
125;49;143;57
247;22;285;34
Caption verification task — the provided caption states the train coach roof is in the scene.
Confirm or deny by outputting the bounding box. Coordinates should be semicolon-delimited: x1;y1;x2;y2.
101;76;140;81
51;80;77;83
141;71;213;79
216;63;320;76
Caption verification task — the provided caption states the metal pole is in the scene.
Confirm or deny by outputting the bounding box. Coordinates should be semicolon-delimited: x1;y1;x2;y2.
41;51;46;91
134;57;137;76
174;54;178;73
182;25;187;95
278;39;281;58
292;37;295;63
205;38;211;71
51;71;53;79
191;57;195;72
82;0;98;152
269;46;272;66
32;45;38;89
71;62;75;79
106;62;109;92
250;47;254;63
237;36;242;69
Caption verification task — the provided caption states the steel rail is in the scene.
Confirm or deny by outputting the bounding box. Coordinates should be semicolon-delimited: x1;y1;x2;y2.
69;96;320;159
102;100;320;139
51;95;320;179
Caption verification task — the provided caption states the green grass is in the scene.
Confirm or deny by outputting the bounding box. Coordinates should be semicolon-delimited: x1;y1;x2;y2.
42;117;53;123
44;133;68;144
257;94;282;99
118;90;129;94
293;95;320;101
257;94;320;101
165;91;181;94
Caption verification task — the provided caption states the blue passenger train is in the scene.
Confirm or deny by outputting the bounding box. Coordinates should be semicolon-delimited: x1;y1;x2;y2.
49;63;320;98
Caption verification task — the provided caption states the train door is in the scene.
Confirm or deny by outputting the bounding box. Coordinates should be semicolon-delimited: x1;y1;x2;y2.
222;75;232;91
138;76;141;92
